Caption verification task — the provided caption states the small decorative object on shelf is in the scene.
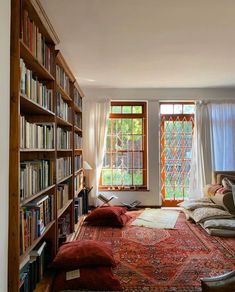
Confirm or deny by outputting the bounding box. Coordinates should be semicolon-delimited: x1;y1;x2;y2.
98;194;118;207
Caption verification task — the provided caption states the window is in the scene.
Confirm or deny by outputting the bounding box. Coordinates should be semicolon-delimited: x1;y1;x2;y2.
160;103;195;206
99;102;147;190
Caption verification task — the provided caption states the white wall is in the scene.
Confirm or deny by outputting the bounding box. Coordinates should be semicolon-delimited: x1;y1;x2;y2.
0;0;10;290
83;87;235;206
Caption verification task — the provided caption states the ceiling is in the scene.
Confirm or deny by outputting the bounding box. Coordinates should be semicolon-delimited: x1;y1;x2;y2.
40;0;235;88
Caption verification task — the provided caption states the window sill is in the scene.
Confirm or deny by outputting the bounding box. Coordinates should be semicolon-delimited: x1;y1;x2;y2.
98;187;149;192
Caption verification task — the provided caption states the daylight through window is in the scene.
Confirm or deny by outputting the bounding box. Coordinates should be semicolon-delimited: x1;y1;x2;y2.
99;102;147;190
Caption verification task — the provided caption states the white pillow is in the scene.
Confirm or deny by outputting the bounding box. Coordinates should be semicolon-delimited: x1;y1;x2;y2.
191;207;234;223
203;219;235;230
178;201;224;211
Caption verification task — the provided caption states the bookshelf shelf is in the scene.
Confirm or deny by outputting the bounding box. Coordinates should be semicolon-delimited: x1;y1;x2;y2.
74;103;82;113
20;148;55;152
75;148;82;153
20;40;54;81
57;199;73;218
56;116;73;127
9;1;85;291
57;174;73;184
75;168;83;176
20;184;56;207
56;84;73;103
19;220;55;265
74;125;82;133
20;94;55;116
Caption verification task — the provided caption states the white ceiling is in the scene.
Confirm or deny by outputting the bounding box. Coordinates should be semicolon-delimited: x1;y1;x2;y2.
40;0;235;88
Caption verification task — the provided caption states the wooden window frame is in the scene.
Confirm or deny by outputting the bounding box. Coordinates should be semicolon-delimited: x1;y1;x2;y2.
99;101;147;191
160;102;195;206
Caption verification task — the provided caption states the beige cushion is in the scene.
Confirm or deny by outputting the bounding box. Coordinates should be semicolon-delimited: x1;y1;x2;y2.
211;192;235;215
203;219;235;230
191;207;234;223
204;228;235;237
178;201;224;211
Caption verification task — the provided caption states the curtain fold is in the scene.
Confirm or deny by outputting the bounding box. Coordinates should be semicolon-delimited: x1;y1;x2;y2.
82;99;111;206
189;101;213;200
209;102;235;171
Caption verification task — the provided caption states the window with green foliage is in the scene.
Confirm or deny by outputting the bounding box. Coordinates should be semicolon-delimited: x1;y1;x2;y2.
99;102;147;190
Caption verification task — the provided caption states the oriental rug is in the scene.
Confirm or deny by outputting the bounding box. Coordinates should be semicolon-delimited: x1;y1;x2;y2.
77;210;235;292
131;208;179;229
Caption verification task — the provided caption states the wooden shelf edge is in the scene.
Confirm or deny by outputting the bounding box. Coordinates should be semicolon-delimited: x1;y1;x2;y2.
57;199;73;218
19;220;55;265
56;116;73;127
56;84;73;103
74;103;82;113
57;174;73;184
20;184;56;206
74;168;83;176
74;126;82;133
20;94;55;116
20;148;55;152
20;40;54;81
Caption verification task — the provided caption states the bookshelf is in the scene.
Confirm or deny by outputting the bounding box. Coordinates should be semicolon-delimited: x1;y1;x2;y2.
9;0;85;291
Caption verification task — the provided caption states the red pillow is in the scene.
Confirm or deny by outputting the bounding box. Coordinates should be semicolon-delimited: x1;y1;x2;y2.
53;266;122;291
51;240;116;269
84;207;128;226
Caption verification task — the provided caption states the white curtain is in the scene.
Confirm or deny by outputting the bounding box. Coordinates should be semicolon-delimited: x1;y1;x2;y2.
209;102;235;170
189;101;213;199
82;99;110;205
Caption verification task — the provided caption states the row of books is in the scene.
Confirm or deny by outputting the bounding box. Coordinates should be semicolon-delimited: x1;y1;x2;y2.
20;195;53;255
57;157;72;181
57;128;71;149
21;9;52;72
75;155;82;171
75;112;82;128
20;116;54;149
20;241;48;292
57;183;69;210
20;59;53;111
74;133;82;149
74;88;82;110
20;160;54;202
56;64;70;95
74;172;83;193
56;92;72;122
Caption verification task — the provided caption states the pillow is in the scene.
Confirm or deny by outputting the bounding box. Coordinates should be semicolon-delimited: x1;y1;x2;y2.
211;192;235;215
52;240;116;269
203;227;235;237
221;177;234;190
178;201;224;211
85;206;129;226
203;219;235;230
53;266;122;292
191;207;234;223
207;184;223;196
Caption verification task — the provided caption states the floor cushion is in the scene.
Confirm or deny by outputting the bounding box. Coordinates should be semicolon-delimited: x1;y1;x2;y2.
53;266;122;291
51;240;116;269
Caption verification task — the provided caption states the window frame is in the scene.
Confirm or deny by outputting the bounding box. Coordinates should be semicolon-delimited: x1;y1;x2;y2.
99;101;147;191
160;101;195;206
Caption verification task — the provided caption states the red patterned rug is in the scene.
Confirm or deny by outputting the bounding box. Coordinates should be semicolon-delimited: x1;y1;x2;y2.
77;210;235;292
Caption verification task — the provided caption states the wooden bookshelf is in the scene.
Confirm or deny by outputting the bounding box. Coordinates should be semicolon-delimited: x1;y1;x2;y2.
9;0;85;291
